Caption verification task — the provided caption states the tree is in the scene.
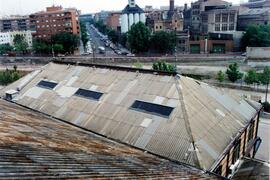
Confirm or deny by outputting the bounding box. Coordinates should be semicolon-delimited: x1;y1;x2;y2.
216;70;225;82
32;38;51;54
244;69;258;85
13;34;28;54
51;32;79;54
241;25;270;50
128;22;151;53
80;21;89;52
108;29;119;44
152;61;176;73
0;67;21;85
226;63;243;82
0;44;13;54
259;67;270;102
150;31;176;53
120;33;127;47
52;44;64;54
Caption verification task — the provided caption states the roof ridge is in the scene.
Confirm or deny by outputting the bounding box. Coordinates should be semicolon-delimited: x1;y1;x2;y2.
52;60;177;76
174;76;201;168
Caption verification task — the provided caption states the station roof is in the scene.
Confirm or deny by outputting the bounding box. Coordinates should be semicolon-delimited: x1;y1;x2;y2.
1;61;261;171
0;100;217;179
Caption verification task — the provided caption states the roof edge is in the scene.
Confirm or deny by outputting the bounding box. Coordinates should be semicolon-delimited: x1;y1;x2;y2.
52;59;178;76
209;105;263;172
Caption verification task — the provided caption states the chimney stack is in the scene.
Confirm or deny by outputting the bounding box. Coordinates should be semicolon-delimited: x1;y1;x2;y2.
170;0;175;12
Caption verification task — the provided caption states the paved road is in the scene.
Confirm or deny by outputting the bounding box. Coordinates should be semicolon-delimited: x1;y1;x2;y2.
86;23;116;57
256;118;270;163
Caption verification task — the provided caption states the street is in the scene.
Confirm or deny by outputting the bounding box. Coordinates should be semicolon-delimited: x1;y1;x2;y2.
86;23;116;57
256;118;270;163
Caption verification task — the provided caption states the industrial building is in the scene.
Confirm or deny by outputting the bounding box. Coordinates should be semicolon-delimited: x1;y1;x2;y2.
120;0;146;33
1;60;262;178
0;100;217;179
29;6;80;39
238;8;270;31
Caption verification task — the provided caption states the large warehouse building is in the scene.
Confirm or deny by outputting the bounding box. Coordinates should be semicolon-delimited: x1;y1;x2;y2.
1;60;262;178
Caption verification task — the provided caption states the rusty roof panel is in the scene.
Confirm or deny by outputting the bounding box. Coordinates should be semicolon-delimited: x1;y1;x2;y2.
0;100;217;179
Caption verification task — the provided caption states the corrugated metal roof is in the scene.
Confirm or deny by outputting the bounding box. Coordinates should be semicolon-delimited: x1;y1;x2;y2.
0;100;218;179
0;62;261;171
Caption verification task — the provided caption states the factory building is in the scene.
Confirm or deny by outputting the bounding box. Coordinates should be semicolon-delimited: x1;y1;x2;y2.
120;0;146;33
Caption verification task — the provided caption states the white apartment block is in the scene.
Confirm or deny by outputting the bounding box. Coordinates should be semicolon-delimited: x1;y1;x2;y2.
0;31;32;47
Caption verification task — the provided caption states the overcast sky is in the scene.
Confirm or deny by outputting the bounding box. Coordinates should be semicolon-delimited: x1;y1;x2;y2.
0;0;243;16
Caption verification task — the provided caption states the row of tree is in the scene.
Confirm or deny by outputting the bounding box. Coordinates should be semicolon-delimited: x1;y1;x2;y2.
80;21;89;52
217;64;270;102
127;23;270;53
0;33;79;56
0;34;29;55
241;24;270;49
91;21;176;54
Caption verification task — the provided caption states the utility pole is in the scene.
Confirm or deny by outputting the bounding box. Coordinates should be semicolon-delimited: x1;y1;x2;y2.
174;28;177;72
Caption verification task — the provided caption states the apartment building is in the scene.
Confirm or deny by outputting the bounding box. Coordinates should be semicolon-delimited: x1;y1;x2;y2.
106;12;121;31
0;16;30;32
29;6;80;39
0;31;32;47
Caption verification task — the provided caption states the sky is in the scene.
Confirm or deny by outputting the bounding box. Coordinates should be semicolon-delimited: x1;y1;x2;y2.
0;0;243;16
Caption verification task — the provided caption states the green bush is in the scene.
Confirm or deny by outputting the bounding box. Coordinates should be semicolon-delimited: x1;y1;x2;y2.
262;101;270;113
152;61;176;73
133;62;143;69
226;63;243;82
0;68;21;85
216;70;225;82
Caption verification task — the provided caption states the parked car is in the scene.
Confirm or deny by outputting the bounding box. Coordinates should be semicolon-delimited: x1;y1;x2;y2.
127;53;135;57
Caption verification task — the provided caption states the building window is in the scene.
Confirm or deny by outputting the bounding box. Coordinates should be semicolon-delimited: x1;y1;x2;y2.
229;14;235;22
232;142;240;164
215;165;222;175
215;14;221;23
222;24;227;31
222;14;228;23
160;26;162;29
229;24;234;31
215;24;220;31
248;121;255;142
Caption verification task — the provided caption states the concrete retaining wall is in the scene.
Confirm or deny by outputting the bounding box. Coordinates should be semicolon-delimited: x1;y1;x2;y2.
247;47;270;59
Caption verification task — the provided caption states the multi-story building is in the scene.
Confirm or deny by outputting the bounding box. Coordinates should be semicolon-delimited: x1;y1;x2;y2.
106;12;121;31
0;30;32;47
94;11;110;24
190;0;231;33
238;8;270;31
201;7;238;34
146;0;187;53
0;32;10;45
29;6;80;39
79;14;93;23
0;16;31;32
